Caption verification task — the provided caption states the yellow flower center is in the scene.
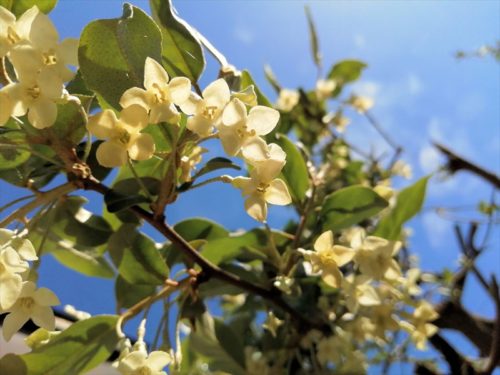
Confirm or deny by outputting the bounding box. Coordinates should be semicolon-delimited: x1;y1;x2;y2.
236;125;256;139
134;366;152;375
318;250;338;267
7;27;20;45
42;50;58;66
116;129;131;145
18;297;35;311
152;84;169;104
26;85;41;100
202;105;218;120
256;182;269;194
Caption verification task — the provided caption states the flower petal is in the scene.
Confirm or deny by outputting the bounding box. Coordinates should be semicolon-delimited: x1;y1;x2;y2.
244;194;267;222
119;87;150;110
322;264;342;288
231;177;254;195
331;245;355;267
57;38;79;66
358;285;381;306
203;78;230;108
186;114;213;137
128;133;155;161
241;137;269;164
146;351;172;370
29;11;59;50
222;98;246;127
265;178;291;205
218;125;242;156
96;140;128;167
119;351;148;372
168;77;191;105
120;104;149;132
0;91;14;126
28;97;57;129
314;231;334;253
144;57;169;90
87;110;118;139
0;274;22;310
9;44;42;80
31;305;55;331
33;287;60;306
179;93;201;115
149;103;180;124
11;237;37;261
247;106;279;136
37;68;63;99
2;310;30;341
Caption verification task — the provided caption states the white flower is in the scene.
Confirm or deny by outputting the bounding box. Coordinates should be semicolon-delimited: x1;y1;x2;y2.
87;105;155;167
298;231;354;288
232;145;291;222
262;311;283;337
120;57;191;124
180;78;230;136
353;236;402;280
342;274;380;313
0;248;27;310
0;89;14;126
348;94;373;113
219;98;279;161
315;79;336;100
0;5;38;57
391;160;413;179
117;350;172;375
0;229;38;261
275;89;299;112
3;68;64;129
2;281;59;341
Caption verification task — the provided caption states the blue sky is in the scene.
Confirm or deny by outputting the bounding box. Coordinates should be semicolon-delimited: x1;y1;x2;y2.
1;0;499;371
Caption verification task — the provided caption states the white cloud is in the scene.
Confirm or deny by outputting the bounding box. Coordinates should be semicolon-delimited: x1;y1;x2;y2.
233;25;254;45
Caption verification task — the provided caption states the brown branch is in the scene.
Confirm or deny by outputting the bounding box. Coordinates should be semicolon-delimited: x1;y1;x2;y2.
480;276;500;374
83;178;326;332
434;142;500;189
429;333;477;375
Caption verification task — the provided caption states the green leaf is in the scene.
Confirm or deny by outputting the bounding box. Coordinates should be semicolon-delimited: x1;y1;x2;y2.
104;190;150;213
115;275;156;309
327;60;367;84
0;316;120;375
320;185;388;231
264;64;281;93
193;157;241;179
149;0;205;82
1;0;57;16
78;4;162;109
0;128;31;170
109;224;169;285
305;6;321;68
241;70;272;107
46;100;87;145
374;176;430;240
189;314;246;375
275;134;310;203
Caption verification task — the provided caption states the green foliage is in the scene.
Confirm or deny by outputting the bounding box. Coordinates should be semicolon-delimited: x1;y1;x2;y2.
275;134;310;203
241;70;272;107
0;126;31;170
149;0;205;82
305;6;321;69
115;275;156;309
375;176;430;240
0;0;57;16
327;59;367;84
320;185;388;231
78;4;162;109
0;316;119;375
109;224;169;285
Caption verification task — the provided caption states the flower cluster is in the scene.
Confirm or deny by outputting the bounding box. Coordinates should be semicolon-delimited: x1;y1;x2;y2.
295;226;439;369
0;6;79;128
86;58;291;221
0;229;59;341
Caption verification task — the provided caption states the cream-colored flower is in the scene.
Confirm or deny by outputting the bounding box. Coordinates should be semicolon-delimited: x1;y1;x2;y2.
3;68;63;129
87;105;155;167
179;145;206;183
315;79;336;100
398;268;422;296
2;281;59;341
117;350;172;375
120;57;191;124
342;274;380;313
391;160;413;179
0;5;38;57
0;229;38;261
232;154;291;222
348;94;374;113
367;304;399;340
0;89;14;126
353;236;402;280
316;328;352;365
8;11;78;82
299;231;355;288
263;311;283;337
374;184;394;201
219;98;279;161
180;78;230;136
0;249;27;310
401;300;438;350
275;89;299;112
